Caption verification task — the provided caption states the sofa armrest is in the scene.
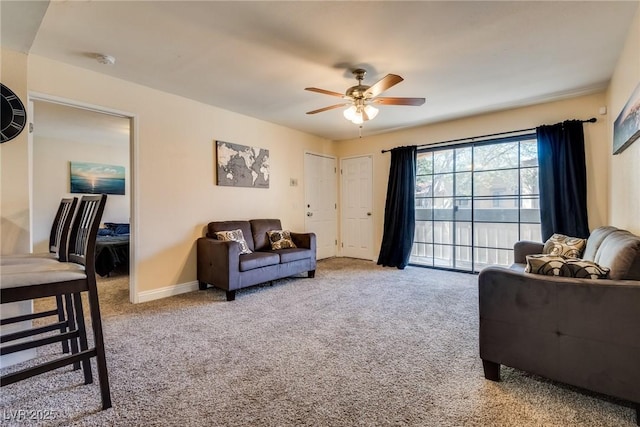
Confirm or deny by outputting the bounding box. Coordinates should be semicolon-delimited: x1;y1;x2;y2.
478;266;640;347
513;240;545;263
290;232;316;253
197;237;241;289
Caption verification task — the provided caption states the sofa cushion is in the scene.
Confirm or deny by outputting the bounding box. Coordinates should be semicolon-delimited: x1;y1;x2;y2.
543;234;586;258
214;229;252;255
525;254;610;279
208;221;254;251
274;248;313;263
267;230;297;250
582;226;619;261
593;231;640;280
250;219;282;251
239;252;279;272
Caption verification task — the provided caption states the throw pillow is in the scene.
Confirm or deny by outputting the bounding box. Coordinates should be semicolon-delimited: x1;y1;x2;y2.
525;254;609;279
267;230;297;250
542;234;587;258
214;229;252;254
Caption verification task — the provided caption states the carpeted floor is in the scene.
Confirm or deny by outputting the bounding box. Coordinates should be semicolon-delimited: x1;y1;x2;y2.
1;257;636;426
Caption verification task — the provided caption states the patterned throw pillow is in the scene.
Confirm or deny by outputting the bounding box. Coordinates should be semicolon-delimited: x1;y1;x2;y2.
525;254;609;279
542;234;587;258
267;230;297;250
214;229;252;255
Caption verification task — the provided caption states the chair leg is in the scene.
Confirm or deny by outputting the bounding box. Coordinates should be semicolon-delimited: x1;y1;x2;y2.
72;293;93;385
86;287;112;409
225;290;236;301
55;295;70;354
64;293;81;371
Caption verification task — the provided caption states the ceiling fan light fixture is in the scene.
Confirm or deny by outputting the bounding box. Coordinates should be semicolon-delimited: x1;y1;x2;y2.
351;113;364;125
343;105;358;121
364;104;378;120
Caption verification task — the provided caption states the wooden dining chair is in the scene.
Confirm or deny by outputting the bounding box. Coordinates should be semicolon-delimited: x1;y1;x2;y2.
1;197;79;357
1;194;112;410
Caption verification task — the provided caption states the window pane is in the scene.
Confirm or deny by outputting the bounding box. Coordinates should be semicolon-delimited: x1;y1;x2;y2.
416;175;432;197
433;150;454;173
417;152;433;175
410;243;433;266
455;202;472;221
475;202;519;222
455;246;473;271
521;223;542;241
473;169;518;197
455;172;472;196
474;223;519;249
433;221;453;244
474;142;519;170
415;221;433;243
474;248;513;271
521;167;539;195
520;140;538;167
433;173;453;196
433;198;454;220
521;196;540;223
433;244;453;268
455;222;472;245
455;147;472;172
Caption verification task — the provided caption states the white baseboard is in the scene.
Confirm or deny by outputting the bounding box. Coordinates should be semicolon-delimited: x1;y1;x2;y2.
136;280;200;303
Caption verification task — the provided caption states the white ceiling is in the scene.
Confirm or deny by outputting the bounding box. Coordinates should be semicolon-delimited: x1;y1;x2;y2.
3;1;639;141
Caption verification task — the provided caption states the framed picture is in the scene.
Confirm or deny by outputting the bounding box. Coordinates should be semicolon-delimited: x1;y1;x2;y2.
216;141;269;188
70;161;125;195
613;81;640;155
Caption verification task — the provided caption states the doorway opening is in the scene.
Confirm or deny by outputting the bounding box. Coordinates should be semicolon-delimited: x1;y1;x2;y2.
29;95;136;302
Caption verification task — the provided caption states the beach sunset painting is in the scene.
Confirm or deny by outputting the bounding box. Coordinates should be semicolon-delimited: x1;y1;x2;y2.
70;161;125;195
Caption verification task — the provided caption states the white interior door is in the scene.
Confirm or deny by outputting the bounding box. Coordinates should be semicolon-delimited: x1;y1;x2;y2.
304;153;337;259
341;155;374;260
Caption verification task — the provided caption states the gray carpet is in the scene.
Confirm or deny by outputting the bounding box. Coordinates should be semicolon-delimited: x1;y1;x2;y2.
1;258;636;426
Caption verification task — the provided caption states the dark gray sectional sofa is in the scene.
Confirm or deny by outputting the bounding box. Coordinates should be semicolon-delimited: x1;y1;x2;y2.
478;226;640;424
197;219;316;301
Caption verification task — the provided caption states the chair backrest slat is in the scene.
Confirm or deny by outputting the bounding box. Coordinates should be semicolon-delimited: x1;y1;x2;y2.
67;195;107;274
49;197;78;262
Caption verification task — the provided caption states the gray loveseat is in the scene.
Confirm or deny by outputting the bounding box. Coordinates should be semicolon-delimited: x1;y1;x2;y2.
197;219;316;301
478;226;640;424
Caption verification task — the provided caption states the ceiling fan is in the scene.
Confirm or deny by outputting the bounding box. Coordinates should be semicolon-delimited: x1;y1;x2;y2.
305;68;425;125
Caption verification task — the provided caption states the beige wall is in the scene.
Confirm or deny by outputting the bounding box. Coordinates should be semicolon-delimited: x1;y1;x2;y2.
0;48;31;254
32;134;130;253
607;6;640;235
25;54;334;299
335;93;610;254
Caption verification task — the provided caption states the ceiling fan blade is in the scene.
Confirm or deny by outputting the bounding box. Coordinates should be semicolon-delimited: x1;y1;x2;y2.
373;97;426;106
305;87;345;98
364;74;404;98
306;103;349;115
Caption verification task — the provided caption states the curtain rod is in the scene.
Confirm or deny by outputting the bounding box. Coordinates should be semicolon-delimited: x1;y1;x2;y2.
381;117;597;153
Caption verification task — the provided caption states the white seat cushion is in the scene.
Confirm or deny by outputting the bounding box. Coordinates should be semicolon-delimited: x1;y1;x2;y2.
1;262;86;288
0;253;58;265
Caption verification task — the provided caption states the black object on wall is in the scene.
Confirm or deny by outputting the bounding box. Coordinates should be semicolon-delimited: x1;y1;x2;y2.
377;145;417;269
536;120;590;240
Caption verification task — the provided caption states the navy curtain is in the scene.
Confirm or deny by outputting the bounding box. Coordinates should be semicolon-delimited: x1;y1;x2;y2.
536;120;589;240
377;146;417;269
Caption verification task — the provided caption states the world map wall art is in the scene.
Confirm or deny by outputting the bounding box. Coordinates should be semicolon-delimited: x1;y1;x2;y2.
613;81;640;155
216;141;270;188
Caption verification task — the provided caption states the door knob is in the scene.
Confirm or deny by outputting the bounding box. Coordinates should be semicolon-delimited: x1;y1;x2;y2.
307;212;313;217
367;212;372;216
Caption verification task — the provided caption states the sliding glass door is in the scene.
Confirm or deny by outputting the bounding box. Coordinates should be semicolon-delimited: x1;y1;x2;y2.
411;136;540;272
